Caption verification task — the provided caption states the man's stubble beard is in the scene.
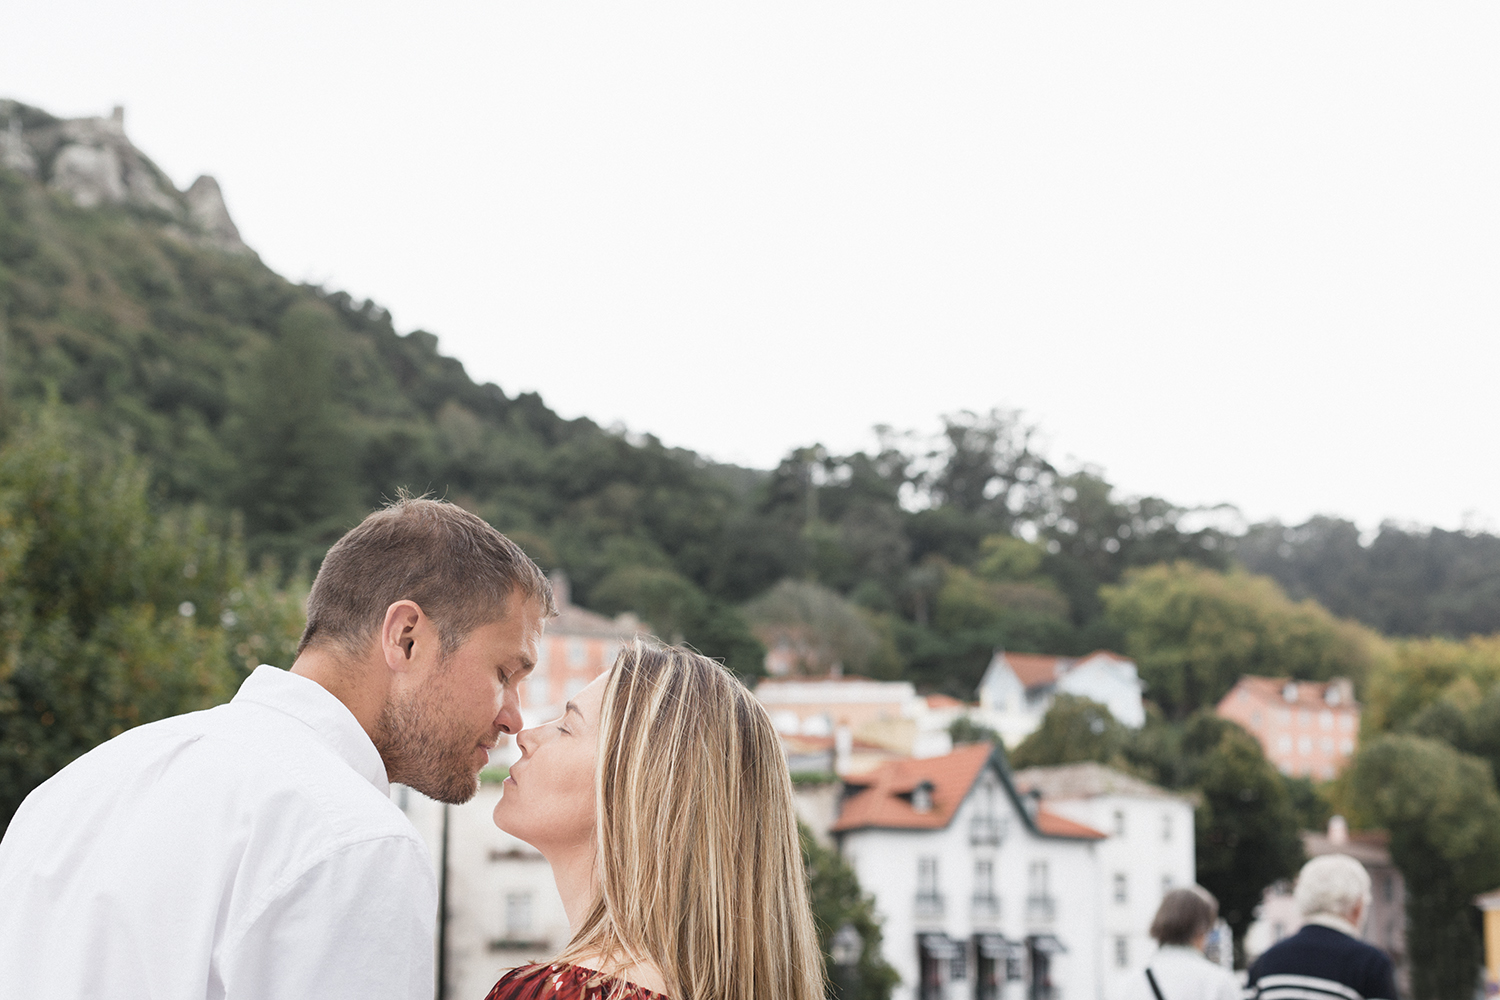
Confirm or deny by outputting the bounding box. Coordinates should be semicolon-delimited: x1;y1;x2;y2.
374;678;487;805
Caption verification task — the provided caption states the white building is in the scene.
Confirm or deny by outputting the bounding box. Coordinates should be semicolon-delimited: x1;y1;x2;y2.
395;780;571;1000
1010;763;1197;995
976;651;1145;747
755;676;955;762
833;743;1108;1000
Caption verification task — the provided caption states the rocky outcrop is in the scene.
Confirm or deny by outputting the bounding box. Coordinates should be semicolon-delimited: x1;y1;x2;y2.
185;174;243;248
0;100;248;253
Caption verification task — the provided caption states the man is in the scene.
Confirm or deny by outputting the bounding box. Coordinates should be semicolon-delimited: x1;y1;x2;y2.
0;498;554;1000
1248;853;1400;1000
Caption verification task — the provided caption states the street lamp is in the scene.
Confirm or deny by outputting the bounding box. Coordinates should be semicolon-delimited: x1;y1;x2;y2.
831;923;862;999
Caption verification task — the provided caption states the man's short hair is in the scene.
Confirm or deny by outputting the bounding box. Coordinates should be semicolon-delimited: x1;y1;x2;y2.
1150;886;1219;946
298;498;556;658
1294;854;1371;919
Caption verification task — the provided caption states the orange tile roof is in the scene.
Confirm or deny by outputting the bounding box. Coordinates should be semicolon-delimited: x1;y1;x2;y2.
1001;652;1067;689
1035;808;1107;840
1216;675;1359;712
834;743;992;832
831;743;1106;840
925;694;966;709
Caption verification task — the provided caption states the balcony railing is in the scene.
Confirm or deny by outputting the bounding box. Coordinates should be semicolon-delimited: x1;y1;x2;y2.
1025;895;1056;924
914;892;945;920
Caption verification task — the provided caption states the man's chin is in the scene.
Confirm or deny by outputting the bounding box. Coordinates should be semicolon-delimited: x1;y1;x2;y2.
406;770;481;806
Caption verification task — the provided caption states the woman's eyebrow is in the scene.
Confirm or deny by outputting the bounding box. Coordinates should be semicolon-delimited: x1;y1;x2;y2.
564;701;583;722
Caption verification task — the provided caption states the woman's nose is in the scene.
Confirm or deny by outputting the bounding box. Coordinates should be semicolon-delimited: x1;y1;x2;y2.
514;726;538;755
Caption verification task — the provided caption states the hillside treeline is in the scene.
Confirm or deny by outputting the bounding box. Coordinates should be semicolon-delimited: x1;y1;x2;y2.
6;153;1500;690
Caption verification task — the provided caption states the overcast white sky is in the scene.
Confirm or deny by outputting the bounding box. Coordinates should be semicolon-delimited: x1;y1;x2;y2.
5;3;1498;532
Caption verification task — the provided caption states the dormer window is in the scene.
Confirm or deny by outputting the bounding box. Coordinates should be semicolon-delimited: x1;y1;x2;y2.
912;780;934;814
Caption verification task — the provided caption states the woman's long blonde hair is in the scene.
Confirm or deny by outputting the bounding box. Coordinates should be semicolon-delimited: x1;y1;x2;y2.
555;641;825;1000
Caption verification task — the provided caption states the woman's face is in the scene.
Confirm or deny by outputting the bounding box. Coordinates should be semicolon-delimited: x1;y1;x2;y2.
492;672;608;857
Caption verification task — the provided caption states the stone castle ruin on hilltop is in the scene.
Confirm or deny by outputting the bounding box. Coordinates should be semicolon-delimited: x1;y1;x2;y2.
0;100;246;253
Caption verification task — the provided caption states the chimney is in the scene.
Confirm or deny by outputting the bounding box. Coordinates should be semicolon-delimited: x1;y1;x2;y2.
1326;677;1354;707
547;570;571;609
1329;815;1348;846
834;723;852;775
110;106;125;130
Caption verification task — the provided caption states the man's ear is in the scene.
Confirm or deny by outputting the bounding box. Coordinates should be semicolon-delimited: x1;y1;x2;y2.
380;600;431;674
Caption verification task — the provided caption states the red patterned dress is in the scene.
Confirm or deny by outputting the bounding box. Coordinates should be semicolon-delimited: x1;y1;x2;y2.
484;963;671;1000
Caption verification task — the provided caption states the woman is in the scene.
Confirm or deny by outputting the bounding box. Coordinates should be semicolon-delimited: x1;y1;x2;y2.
1115;887;1239;1000
486;641;825;1000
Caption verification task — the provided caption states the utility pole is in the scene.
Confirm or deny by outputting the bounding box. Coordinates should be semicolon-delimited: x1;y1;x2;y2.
436;802;451;1000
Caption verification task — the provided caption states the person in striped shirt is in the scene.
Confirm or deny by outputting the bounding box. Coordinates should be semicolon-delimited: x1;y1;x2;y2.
1247;854;1399;1000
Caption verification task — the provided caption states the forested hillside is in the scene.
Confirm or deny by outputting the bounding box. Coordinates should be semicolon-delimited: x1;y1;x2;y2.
4;97;1500;695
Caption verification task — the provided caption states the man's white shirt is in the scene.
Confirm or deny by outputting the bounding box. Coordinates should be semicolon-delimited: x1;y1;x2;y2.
0;665;437;1000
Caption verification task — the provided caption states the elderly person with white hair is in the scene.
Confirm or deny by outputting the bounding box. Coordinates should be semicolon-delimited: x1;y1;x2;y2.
1247;853;1399;1000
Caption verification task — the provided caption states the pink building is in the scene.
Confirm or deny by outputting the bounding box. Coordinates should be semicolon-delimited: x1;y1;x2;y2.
516;573;645;721
1215;676;1359;780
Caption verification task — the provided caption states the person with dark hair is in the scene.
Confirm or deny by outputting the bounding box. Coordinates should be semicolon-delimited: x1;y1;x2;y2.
1247;854;1398;1000
0;498;555;1000
1115;887;1240;1000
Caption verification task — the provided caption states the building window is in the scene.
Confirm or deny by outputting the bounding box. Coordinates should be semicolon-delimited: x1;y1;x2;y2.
1320;710;1334;730
1113;873;1127;904
1026;861;1054;921
1114;935;1128;967
975;860;996;900
1162;813;1172;841
950;942;967;982
1161;874;1173;897
505;892;532;937
916;856;943;917
1339;739;1354;755
919;856;939;895
1277;734;1293;754
1298;735;1313;754
1113;809;1126;836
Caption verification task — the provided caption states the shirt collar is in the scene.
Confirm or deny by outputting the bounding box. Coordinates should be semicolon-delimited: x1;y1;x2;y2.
232;665;390;795
1304;913;1361;938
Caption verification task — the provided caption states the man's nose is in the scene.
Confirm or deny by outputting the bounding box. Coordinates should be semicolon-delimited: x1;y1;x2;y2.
496;685;524;735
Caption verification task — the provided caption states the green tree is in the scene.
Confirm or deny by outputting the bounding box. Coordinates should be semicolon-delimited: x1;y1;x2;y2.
1189;719;1304;945
1009;695;1128;769
590;564;765;678
0;409;245;833
947;716;1003;747
225;301;360;566
1103;562;1386;718
742;579;897;678
1347;735;1500;1000
800;823;899;1000
1360;634;1500;734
